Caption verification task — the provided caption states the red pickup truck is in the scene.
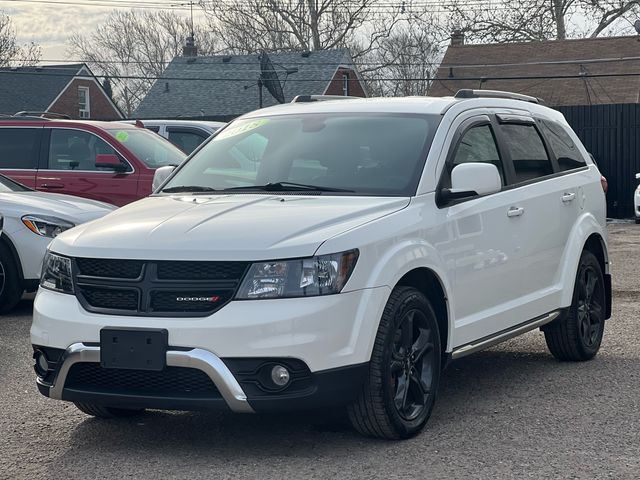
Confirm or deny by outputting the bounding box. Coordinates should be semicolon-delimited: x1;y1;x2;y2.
0;117;186;206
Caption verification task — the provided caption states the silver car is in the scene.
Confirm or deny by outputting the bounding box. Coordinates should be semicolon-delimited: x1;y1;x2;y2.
0;174;115;312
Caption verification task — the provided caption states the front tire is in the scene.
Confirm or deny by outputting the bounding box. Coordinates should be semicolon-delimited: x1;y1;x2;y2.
348;287;441;439
544;250;605;361
0;243;24;314
74;402;145;418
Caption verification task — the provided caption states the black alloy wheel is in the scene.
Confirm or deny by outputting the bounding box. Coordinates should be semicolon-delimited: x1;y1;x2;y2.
390;308;436;422
0;261;5;297
544;250;606;361
576;262;604;349
348;286;441;439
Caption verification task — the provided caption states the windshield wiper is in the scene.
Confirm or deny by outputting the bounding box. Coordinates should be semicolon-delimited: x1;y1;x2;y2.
223;182;354;193
162;185;219;193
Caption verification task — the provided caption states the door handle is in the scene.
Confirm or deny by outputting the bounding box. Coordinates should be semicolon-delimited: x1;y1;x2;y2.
40;183;64;189
507;207;524;217
562;192;576;203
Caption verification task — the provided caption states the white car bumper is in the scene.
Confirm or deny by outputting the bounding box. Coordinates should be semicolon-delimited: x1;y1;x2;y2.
32;286;389;372
31;286;389;412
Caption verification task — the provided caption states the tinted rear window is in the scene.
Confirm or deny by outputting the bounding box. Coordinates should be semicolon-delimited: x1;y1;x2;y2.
501;124;553;183
0;128;39;169
540;120;586;172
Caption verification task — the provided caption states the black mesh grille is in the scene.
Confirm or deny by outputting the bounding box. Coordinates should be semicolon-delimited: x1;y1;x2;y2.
66;363;219;397
151;291;233;313
157;261;248;280
80;287;138;310
73;259;248;317
76;258;143;279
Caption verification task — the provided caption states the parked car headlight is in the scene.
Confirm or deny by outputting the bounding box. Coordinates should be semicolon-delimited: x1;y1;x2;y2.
22;215;74;238
236;250;359;299
40;251;74;294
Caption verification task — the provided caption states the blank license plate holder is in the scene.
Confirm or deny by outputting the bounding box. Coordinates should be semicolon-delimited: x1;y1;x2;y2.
100;328;168;371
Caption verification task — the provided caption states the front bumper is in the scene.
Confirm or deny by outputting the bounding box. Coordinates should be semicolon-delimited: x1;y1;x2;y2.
32;286;388;412
34;343;369;413
31;286;390;372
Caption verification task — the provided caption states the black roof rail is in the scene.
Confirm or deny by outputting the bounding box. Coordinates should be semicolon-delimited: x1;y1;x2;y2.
291;95;360;103
454;89;544;105
14;111;71;119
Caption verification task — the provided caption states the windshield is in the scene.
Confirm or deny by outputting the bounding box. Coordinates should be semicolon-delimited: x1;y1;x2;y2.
108;128;186;168
162;113;440;196
0;174;30;192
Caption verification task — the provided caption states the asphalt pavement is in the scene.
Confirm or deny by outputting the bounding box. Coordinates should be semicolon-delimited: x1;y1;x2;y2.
1;223;639;479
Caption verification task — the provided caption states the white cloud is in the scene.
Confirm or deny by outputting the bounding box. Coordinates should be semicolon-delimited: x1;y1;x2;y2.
1;1;189;60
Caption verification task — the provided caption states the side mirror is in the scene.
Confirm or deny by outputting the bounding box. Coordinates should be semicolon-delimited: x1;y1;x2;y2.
152;165;176;191
440;163;502;204
96;154;126;172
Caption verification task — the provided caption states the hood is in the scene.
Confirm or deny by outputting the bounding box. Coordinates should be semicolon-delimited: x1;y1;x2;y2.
0;191;116;223
52;194;409;260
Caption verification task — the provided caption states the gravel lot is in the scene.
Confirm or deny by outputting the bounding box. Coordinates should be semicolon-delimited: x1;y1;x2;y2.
1;223;638;479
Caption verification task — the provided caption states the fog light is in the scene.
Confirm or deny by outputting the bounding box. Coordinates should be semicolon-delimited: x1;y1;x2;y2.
34;351;49;376
270;365;290;387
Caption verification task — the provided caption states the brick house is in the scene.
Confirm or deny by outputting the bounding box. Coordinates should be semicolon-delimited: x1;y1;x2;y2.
134;49;367;121
429;34;640;106
0;63;123;120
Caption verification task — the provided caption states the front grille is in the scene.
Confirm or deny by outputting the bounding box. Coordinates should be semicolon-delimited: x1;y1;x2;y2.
73;258;249;317
157;261;247;280
76;258;143;279
81;287;139;310
150;290;233;313
65;363;219;397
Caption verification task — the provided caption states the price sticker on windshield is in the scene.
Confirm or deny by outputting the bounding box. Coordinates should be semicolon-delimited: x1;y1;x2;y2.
115;131;129;143
215;119;269;140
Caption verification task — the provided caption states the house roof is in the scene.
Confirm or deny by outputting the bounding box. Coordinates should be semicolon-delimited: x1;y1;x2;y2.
429;35;640;106
0;64;86;115
133;49;359;120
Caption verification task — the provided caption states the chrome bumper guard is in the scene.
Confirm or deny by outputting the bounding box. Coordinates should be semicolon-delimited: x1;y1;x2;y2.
38;343;255;413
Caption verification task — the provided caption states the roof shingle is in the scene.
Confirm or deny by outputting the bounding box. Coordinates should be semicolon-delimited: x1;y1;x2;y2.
429;36;640;106
0;64;84;115
133;49;355;120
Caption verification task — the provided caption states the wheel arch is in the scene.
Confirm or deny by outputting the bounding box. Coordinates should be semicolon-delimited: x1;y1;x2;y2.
394;267;450;357
0;232;25;283
582;232;611;320
559;214;610;320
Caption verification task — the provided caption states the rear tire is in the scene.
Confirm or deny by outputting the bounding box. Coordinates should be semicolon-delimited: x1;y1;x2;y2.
0;243;24;314
348;286;441;440
74;402;145;418
544;250;605;361
635;218;640;224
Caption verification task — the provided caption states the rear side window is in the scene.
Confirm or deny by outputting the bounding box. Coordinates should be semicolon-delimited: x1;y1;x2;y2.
540;120;586;172
0;128;39;169
501;124;553;183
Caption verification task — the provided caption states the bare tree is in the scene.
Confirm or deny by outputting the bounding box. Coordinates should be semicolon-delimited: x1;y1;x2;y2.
68;9;219;116
447;0;640;42
0;11;41;67
198;0;403;62
363;13;441;96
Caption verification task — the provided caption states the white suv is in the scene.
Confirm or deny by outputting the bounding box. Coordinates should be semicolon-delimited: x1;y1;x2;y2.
32;91;611;439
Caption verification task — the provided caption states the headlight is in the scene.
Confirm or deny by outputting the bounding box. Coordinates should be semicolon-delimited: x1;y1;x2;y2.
236;250;359;299
40;251;74;294
22;215;74;238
